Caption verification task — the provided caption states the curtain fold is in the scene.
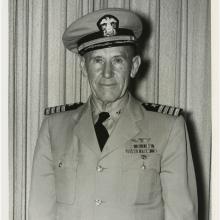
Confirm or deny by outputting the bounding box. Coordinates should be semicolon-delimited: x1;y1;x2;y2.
9;0;211;219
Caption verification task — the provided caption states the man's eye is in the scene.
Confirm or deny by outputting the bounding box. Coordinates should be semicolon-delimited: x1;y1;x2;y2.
113;57;124;64
93;57;104;63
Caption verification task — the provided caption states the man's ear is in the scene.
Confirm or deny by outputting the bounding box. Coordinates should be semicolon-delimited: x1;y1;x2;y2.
130;55;141;78
79;56;87;77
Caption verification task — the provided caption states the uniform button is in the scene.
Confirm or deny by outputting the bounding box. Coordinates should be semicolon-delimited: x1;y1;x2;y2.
141;164;146;170
95;199;102;206
96;165;104;172
58;161;63;167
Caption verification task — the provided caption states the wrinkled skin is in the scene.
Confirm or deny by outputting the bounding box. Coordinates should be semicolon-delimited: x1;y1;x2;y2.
80;46;141;110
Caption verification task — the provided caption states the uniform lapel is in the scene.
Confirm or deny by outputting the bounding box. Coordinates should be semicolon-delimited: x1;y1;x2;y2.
101;95;144;157
73;100;101;156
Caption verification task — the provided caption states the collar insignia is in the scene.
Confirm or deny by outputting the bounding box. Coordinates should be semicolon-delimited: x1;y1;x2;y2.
97;14;119;37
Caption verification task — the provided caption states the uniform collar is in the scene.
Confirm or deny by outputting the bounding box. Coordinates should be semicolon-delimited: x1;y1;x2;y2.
72;93;145;157
90;93;129;123
99;94;144;157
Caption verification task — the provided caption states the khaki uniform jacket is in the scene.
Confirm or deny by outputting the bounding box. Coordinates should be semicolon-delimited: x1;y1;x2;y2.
29;95;198;220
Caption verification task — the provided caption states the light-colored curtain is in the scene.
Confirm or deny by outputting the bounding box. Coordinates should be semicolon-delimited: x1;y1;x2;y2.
9;0;211;220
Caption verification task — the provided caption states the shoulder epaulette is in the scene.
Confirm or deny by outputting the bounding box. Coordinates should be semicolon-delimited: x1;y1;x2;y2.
142;102;183;116
44;102;84;115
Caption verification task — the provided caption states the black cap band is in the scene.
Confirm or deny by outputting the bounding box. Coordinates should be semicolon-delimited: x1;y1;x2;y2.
79;41;136;55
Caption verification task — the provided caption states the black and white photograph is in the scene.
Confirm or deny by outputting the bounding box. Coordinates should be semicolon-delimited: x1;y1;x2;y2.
3;0;214;219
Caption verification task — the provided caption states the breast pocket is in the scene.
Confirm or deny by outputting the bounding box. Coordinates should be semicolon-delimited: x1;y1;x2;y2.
54;158;78;204
121;153;161;205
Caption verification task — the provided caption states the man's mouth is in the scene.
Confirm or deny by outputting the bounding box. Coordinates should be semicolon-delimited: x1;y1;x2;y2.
99;83;116;87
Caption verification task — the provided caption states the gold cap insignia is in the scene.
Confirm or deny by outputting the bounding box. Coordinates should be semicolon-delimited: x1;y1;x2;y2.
97;15;119;37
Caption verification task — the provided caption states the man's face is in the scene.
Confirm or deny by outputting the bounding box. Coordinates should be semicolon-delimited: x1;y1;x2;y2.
80;46;141;104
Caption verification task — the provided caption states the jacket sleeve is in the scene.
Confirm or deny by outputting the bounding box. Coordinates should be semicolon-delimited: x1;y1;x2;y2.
160;116;198;220
28;118;57;220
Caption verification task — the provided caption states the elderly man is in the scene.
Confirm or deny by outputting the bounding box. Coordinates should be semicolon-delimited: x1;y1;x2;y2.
29;8;197;220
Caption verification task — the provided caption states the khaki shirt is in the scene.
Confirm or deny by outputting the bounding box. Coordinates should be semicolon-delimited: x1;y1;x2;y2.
29;95;198;220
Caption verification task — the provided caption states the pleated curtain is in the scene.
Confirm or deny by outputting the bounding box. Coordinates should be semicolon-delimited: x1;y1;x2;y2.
9;0;211;220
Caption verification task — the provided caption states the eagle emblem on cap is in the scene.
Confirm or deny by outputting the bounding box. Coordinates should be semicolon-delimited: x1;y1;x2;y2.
97;15;119;37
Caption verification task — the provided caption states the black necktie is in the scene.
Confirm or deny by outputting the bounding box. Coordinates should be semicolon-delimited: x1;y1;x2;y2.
94;112;110;151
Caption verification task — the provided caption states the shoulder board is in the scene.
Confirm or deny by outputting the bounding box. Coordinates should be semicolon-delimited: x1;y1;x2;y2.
44;102;84;115
142;102;183;116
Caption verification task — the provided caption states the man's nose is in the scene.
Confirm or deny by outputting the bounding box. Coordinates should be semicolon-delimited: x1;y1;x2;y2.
103;61;113;78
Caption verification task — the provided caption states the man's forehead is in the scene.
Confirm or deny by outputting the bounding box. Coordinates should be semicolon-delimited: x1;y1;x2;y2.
84;46;133;58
